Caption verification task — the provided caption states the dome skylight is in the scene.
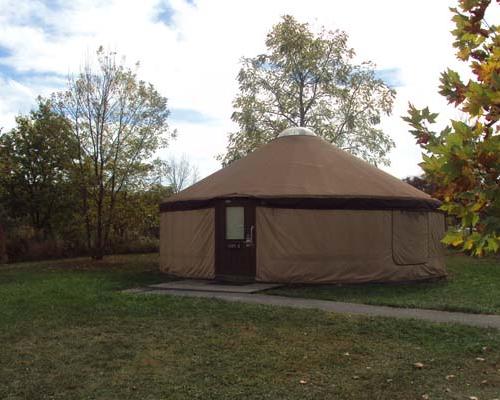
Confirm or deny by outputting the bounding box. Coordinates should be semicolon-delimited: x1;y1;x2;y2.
278;127;316;137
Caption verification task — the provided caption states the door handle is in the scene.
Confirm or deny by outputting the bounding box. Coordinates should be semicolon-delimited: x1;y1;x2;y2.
246;225;255;246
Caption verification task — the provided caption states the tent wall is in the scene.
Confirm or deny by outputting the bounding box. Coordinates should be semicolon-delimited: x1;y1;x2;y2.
255;208;445;284
392;210;429;265
160;208;215;278
428;211;446;258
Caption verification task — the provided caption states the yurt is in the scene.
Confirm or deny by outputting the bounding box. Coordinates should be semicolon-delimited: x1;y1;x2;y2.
160;127;446;284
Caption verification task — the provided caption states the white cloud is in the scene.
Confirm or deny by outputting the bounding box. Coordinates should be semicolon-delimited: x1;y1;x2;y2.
0;78;40;130
0;0;482;179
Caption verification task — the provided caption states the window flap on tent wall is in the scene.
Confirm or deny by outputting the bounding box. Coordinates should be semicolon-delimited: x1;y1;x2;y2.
392;210;429;265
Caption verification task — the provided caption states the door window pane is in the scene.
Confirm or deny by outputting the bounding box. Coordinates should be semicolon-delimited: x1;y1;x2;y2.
226;207;245;239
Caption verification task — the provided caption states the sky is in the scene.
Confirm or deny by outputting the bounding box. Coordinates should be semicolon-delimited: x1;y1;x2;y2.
0;0;493;180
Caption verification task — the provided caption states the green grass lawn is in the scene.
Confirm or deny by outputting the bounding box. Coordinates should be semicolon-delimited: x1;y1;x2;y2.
1;254;500;399
269;253;500;315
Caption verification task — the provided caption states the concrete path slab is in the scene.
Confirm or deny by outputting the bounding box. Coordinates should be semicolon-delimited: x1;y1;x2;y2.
129;288;500;330
147;280;282;294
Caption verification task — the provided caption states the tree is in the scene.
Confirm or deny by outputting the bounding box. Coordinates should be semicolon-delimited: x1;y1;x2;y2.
0;98;77;238
403;175;437;196
52;48;174;259
220;15;396;166
159;155;200;194
110;184;172;245
403;0;499;256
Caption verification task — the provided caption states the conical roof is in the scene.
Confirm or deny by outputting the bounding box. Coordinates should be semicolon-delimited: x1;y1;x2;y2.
162;131;439;210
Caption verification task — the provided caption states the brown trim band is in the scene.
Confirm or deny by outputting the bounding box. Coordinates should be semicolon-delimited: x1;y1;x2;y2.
160;196;441;212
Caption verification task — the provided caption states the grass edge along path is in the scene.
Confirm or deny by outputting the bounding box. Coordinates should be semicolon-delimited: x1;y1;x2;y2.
130;288;500;329
268;254;500;315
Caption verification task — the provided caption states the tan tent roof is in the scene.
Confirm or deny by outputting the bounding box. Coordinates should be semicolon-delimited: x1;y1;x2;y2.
162;133;439;210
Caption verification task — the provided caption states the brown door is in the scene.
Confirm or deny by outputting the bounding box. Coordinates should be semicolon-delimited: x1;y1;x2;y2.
215;200;256;281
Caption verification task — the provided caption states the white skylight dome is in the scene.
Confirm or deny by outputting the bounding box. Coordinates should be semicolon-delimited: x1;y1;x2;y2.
278;127;317;137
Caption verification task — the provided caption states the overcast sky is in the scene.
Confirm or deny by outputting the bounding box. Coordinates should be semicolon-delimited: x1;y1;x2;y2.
0;0;491;179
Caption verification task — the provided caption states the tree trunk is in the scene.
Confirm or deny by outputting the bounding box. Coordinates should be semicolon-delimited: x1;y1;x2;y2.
103;192;116;255
82;187;92;252
0;223;7;264
93;185;105;260
298;75;306;127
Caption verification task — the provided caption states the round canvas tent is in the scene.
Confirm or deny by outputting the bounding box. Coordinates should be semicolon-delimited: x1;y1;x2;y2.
160;127;446;283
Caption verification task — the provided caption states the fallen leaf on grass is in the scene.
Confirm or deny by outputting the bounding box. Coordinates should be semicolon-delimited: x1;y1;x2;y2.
141;358;161;367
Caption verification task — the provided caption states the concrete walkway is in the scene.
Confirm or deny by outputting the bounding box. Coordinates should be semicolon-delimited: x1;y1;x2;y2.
128;288;500;329
148;279;282;293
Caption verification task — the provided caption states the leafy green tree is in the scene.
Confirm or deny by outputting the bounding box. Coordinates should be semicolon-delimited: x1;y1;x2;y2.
221;15;396;166
52;48;174;259
104;158;173;252
404;0;499;256
0;98;77;238
403;175;437;196
110;184;172;248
